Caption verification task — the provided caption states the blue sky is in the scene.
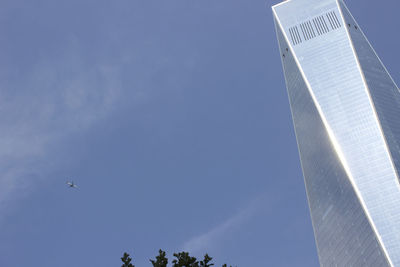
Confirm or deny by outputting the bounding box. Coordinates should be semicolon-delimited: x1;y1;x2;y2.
0;0;399;266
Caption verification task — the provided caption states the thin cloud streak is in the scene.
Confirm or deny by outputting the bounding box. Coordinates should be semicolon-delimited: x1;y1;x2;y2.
182;193;277;254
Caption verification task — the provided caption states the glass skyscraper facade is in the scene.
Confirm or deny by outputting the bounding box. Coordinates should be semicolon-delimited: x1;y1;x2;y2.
273;0;400;266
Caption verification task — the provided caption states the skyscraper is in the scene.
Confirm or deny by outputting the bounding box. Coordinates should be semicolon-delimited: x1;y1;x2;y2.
273;0;400;266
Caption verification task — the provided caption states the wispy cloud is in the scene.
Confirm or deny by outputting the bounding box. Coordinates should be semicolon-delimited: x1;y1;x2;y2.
0;42;122;215
182;193;275;254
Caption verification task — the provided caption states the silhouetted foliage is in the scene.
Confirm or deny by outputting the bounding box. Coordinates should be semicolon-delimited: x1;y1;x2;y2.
150;249;168;267
172;252;198;267
121;251;232;267
200;254;214;267
121;252;135;267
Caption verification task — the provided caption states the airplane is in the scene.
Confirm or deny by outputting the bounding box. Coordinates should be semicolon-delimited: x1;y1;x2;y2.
66;181;78;188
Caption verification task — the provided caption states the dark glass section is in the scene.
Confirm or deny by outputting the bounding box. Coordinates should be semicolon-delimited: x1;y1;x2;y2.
274;19;390;266
339;0;400;182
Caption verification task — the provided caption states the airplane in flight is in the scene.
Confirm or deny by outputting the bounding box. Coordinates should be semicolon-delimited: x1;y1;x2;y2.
66;181;78;188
